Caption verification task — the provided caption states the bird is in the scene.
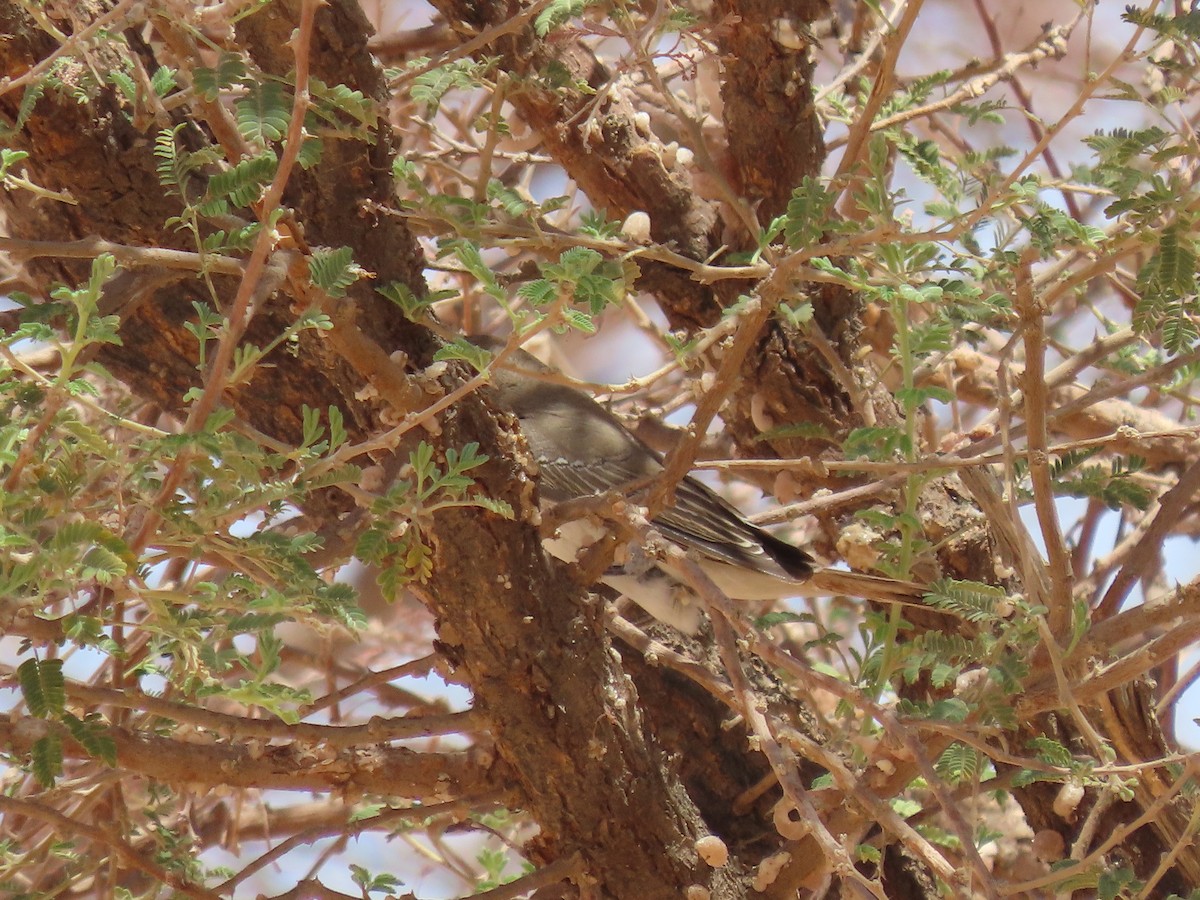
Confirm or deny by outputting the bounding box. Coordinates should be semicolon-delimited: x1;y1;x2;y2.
474;335;929;634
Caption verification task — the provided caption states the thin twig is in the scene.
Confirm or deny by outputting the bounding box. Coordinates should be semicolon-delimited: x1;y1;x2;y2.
214;791;510;894
0;795;220;899
127;0;322;557
62;681;477;746
1015;249;1074;637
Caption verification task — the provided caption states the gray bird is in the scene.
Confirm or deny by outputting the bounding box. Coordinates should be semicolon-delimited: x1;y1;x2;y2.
476;336;927;633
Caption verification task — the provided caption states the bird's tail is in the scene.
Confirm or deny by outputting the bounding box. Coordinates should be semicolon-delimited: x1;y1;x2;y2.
805;569;930;608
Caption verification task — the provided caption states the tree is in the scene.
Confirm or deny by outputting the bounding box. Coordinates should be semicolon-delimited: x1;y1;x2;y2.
1;0;1199;897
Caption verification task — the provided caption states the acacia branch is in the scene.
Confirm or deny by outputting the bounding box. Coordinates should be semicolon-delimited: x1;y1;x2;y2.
0;795;220;900
58;681;478;746
215;790;511;894
0;716;496;797
1016;250;1074;636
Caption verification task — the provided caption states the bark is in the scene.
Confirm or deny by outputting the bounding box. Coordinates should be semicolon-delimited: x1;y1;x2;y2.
2;0;1195;895
0;715;494;796
0;2;726;896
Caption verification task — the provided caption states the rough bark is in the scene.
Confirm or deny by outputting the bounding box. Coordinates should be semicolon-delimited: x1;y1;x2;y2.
2;0;1195;895
0;1;728;896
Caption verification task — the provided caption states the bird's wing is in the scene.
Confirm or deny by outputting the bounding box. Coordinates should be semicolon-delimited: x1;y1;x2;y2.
653;475;813;581
536;454;813;582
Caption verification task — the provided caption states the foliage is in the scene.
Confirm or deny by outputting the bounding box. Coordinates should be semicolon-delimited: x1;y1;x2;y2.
3;0;1200;898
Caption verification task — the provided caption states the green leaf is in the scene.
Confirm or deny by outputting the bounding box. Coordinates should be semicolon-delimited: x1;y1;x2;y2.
19;658;66;718
1122;7;1200;42
1098;866;1139;900
580;209;621;239
855;844;882;864
194;52;248;101
202;222;262;253
755;611;805;628
935;743;986;785
13;77;47;133
301;404;323;450
296;135;324;169
378;282;455;321
439;238;504;300
204;152;277;210
1048;451;1152;511
517;279;557;306
307;78;379;130
895;385;954;408
535;0;587;36
927;698;969;722
780;300;813;327
327;405;346;450
51;250;114;313
907;321;952;357
154;123;203;196
108;69;138;106
1027;736;1076;769
486;180;530;217
61;712;117;766
1162;304;1200;353
547;246;602;280
535;247;624;315
355;526;389;565
31;732;63;788
445;442;488;475
0;148;30;179
409;441;436;489
309;246;366;298
783;176;836;249
473;496;514;518
350;863;404;894
149;66;177;97
80;545;127;584
235;80;290;144
411;58;493;115
925;579;1008;623
435;336;493;373
843;426;910;461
